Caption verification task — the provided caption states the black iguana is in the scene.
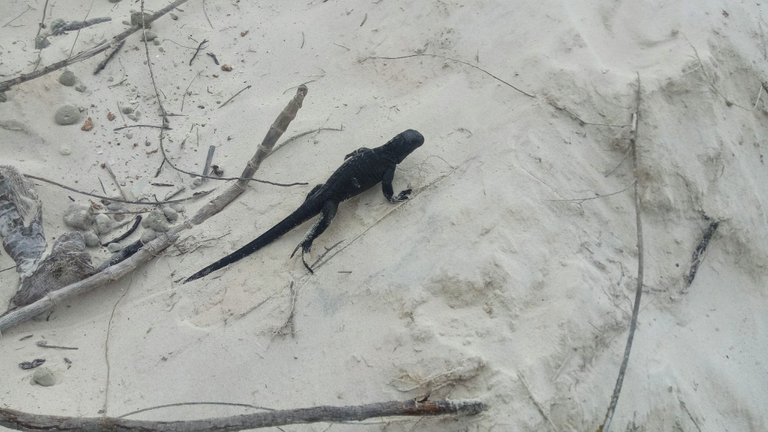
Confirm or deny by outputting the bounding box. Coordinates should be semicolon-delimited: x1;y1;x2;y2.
184;129;424;282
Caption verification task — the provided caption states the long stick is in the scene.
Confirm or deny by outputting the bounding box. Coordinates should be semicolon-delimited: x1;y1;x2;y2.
599;73;644;432
0;86;308;333
0;399;485;431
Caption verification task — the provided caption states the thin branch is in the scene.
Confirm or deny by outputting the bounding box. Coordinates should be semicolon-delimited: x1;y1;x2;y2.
119;402;275;418
141;1;167;119
0;399;485;431
180;71;200;112
218;85;253;109
362;52;536;98
33;0;51;44
189;39;208;66
599;72;644;432
2;5;32;28
0;0;190;93
102;216;143;246
202;0;214;28
93;39;125;75
23;174;213;205
157;138;307;187
684;219;720;287
272;126;344;154
113;124;171;131
547;183;633;205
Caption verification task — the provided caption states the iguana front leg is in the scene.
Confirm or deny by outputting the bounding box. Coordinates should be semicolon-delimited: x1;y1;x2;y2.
382;167;412;203
291;200;338;273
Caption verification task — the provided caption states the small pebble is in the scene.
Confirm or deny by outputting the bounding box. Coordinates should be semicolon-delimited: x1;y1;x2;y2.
58;70;76;86
83;231;100;248
153;39;161;46
75;84;87;93
169;12;178;20
107;112;116;121
126;111;141;122
81;117;94;131
170;203;184;213
221;64;233;72
54;105;81;126
107;242;123;253
32;367;57;387
191;178;203;188
59;145;72;156
121;106;134;114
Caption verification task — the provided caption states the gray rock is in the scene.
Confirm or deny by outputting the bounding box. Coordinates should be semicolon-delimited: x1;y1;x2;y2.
126;110;141;122
54;105;81;126
161;206;178;223
130;12;152;28
140;228;157;243
170;203;184;213
34;35;50;49
75;84;87;93
142;209;170;232
83;230;100;248
63;204;94;230
121;106;134;114
94;213;115;234
59;70;76;86
107;242;123;253
32;367;57;386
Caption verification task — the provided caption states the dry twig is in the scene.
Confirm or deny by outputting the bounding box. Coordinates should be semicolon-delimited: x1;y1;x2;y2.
599;73;644;432
363;52;535;98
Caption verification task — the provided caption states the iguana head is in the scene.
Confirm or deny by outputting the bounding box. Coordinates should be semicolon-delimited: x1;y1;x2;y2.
382;129;424;163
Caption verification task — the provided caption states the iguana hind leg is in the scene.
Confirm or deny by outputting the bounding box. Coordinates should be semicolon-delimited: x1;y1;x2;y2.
291;200;338;273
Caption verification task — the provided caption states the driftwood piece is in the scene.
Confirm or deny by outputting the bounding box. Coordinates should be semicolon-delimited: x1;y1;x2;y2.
0;399;485;431
0;166;45;278
0;86;309;333
11;232;94;307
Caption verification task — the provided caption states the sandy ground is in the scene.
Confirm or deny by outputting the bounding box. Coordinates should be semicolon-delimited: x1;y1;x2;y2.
1;0;767;431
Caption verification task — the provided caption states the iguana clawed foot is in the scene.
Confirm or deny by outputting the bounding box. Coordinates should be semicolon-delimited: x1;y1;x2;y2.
291;240;315;274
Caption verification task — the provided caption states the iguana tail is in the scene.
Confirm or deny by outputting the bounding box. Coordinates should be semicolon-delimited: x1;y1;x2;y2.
184;205;317;283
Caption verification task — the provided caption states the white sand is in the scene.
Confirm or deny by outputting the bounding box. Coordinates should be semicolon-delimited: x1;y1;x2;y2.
1;0;767;430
